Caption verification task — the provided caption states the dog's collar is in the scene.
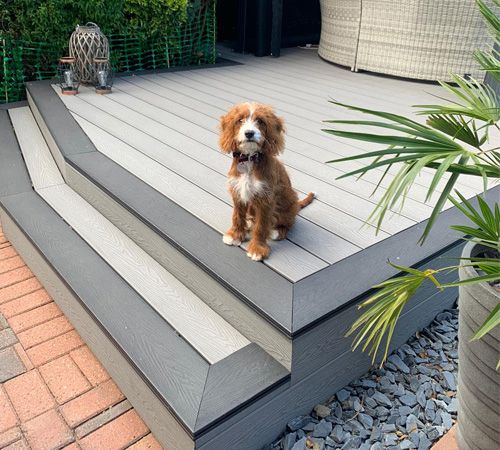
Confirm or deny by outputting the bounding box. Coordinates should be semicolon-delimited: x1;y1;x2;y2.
233;151;263;163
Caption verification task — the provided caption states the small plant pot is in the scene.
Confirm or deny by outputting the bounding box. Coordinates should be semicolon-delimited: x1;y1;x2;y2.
457;241;499;450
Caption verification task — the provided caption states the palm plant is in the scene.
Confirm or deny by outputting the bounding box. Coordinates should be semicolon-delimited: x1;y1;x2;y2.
324;0;500;366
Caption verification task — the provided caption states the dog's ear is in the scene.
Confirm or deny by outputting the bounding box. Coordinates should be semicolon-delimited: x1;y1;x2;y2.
265;113;286;155
219;109;238;154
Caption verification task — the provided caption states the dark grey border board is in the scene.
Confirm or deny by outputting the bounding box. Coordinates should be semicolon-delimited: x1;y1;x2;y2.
0;100;29;110
292;185;499;333
0;190;289;438
26;79;499;337
0;110;32;197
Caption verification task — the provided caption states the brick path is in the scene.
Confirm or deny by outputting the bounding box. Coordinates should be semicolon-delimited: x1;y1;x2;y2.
0;224;162;450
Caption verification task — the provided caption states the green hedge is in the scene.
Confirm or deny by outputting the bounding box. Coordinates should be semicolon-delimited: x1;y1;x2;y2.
0;0;216;103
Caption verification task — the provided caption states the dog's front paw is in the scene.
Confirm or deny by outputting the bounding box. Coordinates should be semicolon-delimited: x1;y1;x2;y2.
223;228;246;246
246;241;270;261
223;234;241;246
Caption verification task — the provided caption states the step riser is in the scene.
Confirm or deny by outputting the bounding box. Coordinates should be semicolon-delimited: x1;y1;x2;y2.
0;209;194;450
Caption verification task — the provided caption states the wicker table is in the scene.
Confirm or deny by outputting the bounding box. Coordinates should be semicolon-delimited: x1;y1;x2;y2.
318;0;493;81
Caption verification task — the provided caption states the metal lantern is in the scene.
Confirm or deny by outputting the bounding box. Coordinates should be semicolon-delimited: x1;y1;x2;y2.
94;57;113;94
57;57;79;95
69;22;109;84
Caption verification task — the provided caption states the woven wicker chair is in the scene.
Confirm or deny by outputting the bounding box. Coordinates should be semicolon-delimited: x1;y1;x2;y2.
318;0;494;81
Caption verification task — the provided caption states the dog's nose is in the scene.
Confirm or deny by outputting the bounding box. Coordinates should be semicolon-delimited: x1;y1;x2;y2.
245;130;255;139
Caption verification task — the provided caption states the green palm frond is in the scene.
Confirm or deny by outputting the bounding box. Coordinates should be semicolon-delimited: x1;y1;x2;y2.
471;304;500;341
346;264;445;364
415;75;500;124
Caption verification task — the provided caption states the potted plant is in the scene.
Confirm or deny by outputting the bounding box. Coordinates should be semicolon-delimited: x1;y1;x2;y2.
323;1;499;448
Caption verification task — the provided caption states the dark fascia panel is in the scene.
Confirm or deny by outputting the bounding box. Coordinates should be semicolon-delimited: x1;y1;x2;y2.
292;185;500;333
0;110;33;197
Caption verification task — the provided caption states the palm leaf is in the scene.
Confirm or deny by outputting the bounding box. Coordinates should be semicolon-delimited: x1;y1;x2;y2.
472;304;500;341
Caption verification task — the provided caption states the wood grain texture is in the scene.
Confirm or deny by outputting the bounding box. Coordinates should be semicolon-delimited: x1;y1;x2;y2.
0;209;195;450
196;343;289;433
65;163;293;369
0;110;32;197
0;192;208;431
38;184;250;364
9;106;65;189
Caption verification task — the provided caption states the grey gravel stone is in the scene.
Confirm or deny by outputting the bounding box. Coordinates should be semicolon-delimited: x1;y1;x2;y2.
358;413;373;429
418;433;432;450
309;437;325;450
287;416;312;431
312;420;332;438
441;411;453;430
400;393;417;407
442;371;456;390
341;437;362;450
282;432;297;450
314;404;331;419
416;388;426;408
370;443;383;450
381;423;397;433
446;398;458;413
388;354;410;373
331;424;345;444
336;389;350;402
384;433;398;446
291;437;307;450
426;427;440;440
365;396;377;409
400;439;416;449
406;414;418;433
372;391;392;407
362;379;378;389
370;427;382;441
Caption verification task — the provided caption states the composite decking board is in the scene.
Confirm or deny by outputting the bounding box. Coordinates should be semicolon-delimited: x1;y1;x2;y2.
64;87;416;236
74;115;357;265
197;286;458;449
291;184;500;332
25;80;96;155
56;89;328;280
107;82;434;223
0;191;209;431
10;107;251;364
117;76;448;207
0;110;32;197
66;151;295;332
9;107;65;189
155;73;477;195
0;209;195;450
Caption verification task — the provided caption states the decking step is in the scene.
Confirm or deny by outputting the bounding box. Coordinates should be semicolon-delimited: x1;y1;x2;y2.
0;107;289;448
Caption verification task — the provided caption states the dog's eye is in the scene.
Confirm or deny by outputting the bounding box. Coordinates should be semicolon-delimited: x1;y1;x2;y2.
255;118;263;125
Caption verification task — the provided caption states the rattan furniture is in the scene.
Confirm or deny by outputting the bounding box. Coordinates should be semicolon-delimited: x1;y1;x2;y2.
319;0;493;81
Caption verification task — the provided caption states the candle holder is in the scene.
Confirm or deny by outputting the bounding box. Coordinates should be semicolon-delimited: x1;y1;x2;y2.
94;57;113;94
57;57;80;95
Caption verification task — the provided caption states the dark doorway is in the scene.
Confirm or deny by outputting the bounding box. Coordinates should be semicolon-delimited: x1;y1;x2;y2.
217;0;321;56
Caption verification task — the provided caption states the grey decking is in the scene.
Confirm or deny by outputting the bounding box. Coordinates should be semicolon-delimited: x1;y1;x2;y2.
55;48;489;283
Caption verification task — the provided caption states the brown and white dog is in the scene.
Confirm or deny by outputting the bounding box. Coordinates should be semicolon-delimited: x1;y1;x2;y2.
219;102;314;261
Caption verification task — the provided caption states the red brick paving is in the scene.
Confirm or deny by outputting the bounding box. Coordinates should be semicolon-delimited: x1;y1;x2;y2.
0;224;161;449
431;424;458;450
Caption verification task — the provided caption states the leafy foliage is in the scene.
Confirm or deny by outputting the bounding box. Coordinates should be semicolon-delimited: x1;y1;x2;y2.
325;0;500;365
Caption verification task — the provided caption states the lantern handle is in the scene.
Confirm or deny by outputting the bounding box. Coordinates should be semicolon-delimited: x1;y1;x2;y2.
76;22;100;31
